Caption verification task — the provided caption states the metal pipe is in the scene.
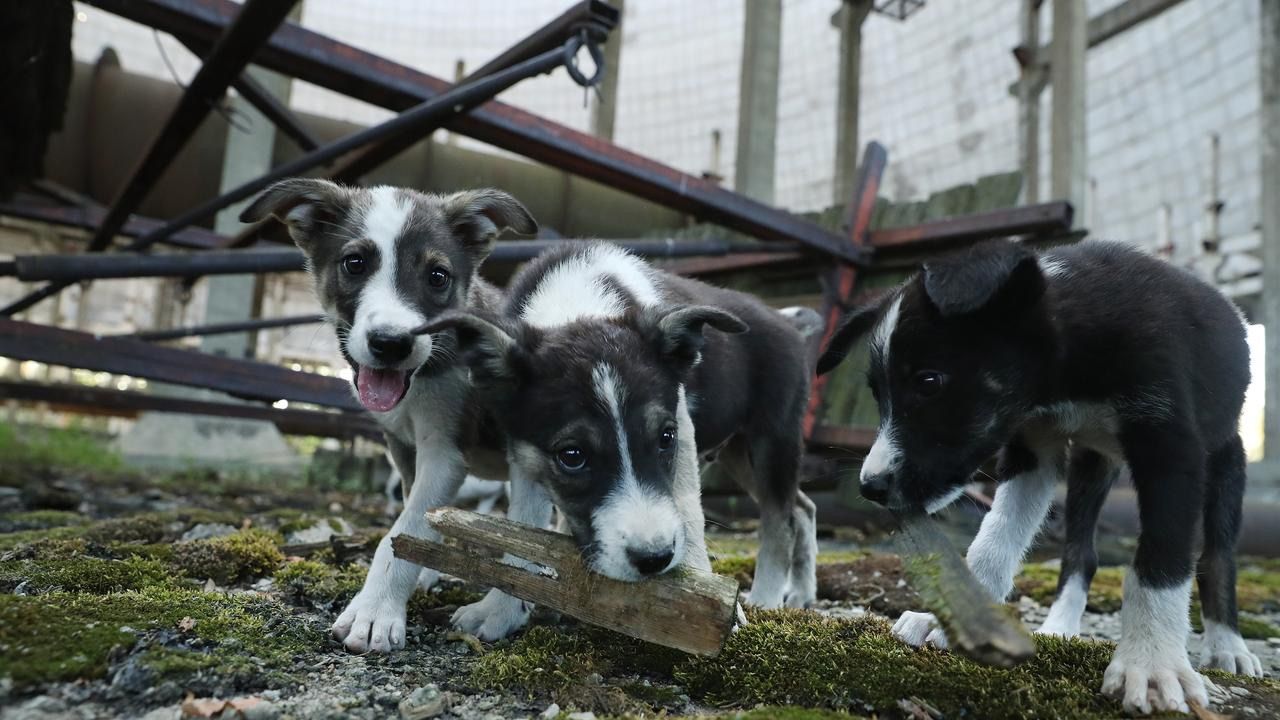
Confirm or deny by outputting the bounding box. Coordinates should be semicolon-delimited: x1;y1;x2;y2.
1;0;300;317
82;0;855;260
2;238;797;282
117;314;326;341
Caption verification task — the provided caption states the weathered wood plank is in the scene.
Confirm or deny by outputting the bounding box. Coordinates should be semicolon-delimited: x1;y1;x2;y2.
892;512;1036;667
391;508;739;657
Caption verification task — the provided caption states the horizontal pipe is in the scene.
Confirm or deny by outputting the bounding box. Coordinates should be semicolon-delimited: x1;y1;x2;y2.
4;239;800;282
118;314;327;341
0;380;379;440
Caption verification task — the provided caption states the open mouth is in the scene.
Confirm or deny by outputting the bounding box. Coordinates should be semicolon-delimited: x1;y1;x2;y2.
354;366;411;413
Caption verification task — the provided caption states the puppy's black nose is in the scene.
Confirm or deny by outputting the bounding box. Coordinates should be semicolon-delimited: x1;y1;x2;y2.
367;330;413;364
627;547;675;576
860;474;890;505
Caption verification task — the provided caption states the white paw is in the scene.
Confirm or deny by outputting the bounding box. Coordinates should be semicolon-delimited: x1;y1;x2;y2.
1102;646;1207;715
742;585;785;610
1199;623;1264;677
1035;617;1081;638
451;590;531;642
331;590;407;654
416;568;441;592
782;583;816;609
892;611;948;649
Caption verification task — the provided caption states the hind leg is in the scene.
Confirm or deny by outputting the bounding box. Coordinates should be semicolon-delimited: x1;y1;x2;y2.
784;489;818;607
1197;435;1263;676
744;437;803;609
1038;448;1116;637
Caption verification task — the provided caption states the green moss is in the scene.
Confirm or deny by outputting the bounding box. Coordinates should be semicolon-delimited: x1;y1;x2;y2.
173;529;284;584
706;708;868;720
676;610;1122;719
0;423;124;479
82;516;168;545
1237;614;1280;640
471;625;606;696
1237;566;1280;613
711;556;756;587
275;560;366;607
0;588;323;691
0;510;87;532
1015;564;1125;613
0;556;175;594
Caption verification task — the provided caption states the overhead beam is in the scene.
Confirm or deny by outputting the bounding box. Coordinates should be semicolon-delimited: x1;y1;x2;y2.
1036;0;1187;56
0;318;359;410
0;381;379;440
81;0;853;261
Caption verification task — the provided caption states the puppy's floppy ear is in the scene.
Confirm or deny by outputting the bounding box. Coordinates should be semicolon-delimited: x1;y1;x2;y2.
442;189;537;262
239;178;350;251
415;311;524;385
922;239;1045;317
815;299;888;376
645;305;748;370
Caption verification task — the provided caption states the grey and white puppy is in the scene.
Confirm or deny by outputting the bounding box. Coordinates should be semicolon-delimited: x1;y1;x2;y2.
425;242;818;638
240;179;535;653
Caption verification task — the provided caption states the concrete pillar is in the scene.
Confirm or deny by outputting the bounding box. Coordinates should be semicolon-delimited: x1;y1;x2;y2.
1262;0;1280;460
589;0;623;140
1050;0;1087;222
832;0;873;205
202;64;292;360
734;0;782;204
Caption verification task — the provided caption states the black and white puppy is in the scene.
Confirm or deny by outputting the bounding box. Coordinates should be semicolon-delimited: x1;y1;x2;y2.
240;179;535;653
818;239;1261;715
425;242;817;636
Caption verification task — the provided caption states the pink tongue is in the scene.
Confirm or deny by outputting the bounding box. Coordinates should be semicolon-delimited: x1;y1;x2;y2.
356;368;409;413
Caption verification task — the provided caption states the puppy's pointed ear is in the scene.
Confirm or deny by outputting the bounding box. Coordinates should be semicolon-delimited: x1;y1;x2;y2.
442;189;537;263
815;299;889;376
415;311;524;385
922;239;1045;318
645;305;747;371
239;178;351;251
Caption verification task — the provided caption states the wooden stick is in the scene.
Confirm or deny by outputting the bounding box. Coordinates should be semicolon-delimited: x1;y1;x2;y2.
892;511;1036;667
391;508;740;657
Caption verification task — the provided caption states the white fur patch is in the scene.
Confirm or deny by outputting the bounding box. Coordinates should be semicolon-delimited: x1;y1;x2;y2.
1038;255;1071;278
1200;619;1264;677
860;422;902;481
870;293;903;362
965;465;1057;601
347;187;432;369
588;362;683;581
1102;574;1206;715
521;245;662;328
924;485;965;514
1037;573;1089;637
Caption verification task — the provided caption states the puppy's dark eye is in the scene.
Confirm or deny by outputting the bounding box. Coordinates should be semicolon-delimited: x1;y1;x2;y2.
341;254;365;276
556;446;587;472
912;370;948;398
428;267;450;289
658;427;676;452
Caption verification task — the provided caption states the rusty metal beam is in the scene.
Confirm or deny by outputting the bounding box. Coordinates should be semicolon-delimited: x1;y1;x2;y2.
0;200;226;251
0;380;379;439
868;201;1074;251
82;0;855;262
0;318;359;410
2;0;299;317
116;314;326;342
3;239;798;283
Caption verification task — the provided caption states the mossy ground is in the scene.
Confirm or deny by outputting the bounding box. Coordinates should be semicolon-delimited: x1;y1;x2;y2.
2;423;1278;719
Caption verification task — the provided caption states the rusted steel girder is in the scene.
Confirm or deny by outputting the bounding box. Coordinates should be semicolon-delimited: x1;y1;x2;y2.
0;318;359;410
0;380;379;439
2;0;300;317
81;0;856;262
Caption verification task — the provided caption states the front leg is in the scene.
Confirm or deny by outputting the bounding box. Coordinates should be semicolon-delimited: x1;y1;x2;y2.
332;438;465;653
894;443;1061;649
451;464;552;641
1101;422;1207;715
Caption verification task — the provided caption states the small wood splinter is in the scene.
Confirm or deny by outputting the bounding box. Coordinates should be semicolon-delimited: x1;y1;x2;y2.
892;511;1037;667
391;508;740;657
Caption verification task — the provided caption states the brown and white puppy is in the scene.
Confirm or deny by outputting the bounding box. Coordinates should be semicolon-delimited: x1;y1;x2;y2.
240;179;535;653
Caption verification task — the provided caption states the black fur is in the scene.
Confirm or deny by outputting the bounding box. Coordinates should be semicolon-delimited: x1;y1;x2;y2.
821;239;1251;627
